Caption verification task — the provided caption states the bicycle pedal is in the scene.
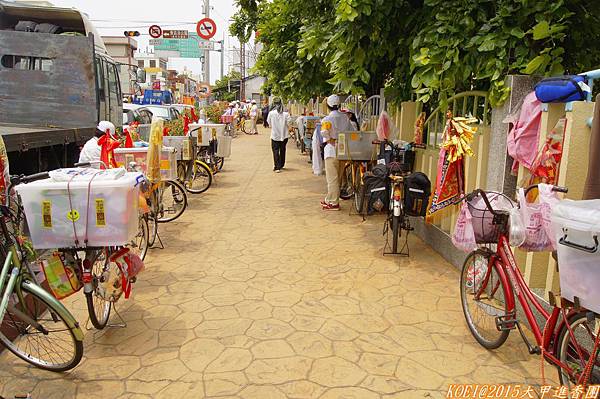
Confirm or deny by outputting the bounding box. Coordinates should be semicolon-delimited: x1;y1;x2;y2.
495;315;517;331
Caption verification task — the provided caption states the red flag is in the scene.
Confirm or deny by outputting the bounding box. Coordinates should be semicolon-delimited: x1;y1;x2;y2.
163;126;170;136
124;128;134;148
191;108;199;123
98;132;120;169
183;115;190;135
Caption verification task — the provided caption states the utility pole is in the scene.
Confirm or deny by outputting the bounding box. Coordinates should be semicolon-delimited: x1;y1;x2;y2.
220;33;225;80
203;0;210;84
240;42;245;100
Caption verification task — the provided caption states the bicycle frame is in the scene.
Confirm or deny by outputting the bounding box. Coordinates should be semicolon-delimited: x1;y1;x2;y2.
487;234;585;379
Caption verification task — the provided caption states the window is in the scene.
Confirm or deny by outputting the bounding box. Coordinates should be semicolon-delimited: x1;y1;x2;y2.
149;60;156;68
138;110;153;124
137;60;144;68
107;62;118;95
1;55;53;71
95;56;105;99
150;74;156;81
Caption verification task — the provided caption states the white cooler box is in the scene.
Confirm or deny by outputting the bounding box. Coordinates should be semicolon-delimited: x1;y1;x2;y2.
15;172;142;249
163;136;194;160
217;136;232;158
552;199;600;313
114;147;177;181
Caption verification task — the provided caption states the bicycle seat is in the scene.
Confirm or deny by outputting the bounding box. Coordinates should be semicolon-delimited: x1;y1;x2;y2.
389;175;404;182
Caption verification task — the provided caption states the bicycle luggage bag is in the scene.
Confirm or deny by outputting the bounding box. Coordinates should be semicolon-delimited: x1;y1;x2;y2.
403;172;431;217
364;164;388;215
534;75;589;103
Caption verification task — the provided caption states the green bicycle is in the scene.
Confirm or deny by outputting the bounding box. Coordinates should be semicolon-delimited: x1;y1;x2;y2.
0;172;84;371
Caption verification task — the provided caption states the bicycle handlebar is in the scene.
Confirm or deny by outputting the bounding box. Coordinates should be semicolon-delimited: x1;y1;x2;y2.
524;184;568;196
74;160;108;169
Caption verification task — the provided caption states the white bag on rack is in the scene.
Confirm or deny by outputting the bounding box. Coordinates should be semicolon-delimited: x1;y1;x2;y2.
551;199;600;313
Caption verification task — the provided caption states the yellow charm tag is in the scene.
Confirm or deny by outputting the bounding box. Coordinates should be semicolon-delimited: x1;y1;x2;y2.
95;199;106;227
42;200;52;228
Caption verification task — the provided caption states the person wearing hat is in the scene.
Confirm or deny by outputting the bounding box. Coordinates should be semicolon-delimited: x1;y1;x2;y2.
320;94;354;210
267;97;291;173
78;121;116;165
249;99;259;135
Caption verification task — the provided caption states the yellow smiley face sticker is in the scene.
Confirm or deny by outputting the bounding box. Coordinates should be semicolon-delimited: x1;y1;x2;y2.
321;121;332;131
67;209;80;222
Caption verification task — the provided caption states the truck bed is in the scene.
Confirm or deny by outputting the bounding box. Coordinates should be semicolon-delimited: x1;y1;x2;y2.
1;123;94;152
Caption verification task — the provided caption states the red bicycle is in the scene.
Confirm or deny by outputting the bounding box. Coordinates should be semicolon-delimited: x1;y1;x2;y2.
459;185;600;389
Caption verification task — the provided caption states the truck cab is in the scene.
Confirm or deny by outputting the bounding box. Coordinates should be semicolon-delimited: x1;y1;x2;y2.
0;1;136;173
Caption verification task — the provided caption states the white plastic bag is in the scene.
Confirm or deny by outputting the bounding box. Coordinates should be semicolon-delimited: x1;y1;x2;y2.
517;184;559;251
509;208;526;247
452;203;477;252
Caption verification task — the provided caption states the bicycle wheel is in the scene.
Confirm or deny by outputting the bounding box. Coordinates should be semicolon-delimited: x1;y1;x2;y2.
157;180;187;223
0;280;83;371
215;156;225;171
353;167;365;214
339;164;355;200
557;311;600;387
86;249;112;329
241;119;250;134
460;249;510;349
185;161;212;194
127;216;149;261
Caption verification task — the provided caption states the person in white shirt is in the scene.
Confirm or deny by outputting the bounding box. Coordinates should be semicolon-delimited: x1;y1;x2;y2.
78;121;116;165
267;97;291;173
320;95;354;210
249;100;259;135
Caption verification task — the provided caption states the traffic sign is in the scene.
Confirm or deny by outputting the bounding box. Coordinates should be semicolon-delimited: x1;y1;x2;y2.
196;18;217;40
198;41;215;50
149;39;163;46
163;30;189;39
149;25;162;39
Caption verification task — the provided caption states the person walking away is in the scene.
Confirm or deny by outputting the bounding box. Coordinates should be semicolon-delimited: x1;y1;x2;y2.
262;100;270;128
267;98;291;173
321;95;353;210
79;121;116;165
250;100;259;134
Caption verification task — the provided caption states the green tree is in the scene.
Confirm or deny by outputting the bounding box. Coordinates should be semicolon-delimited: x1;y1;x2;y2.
212;71;242;102
231;0;600;106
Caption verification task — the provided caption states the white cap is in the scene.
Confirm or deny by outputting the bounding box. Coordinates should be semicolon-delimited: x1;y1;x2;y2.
251;99;256;104
327;94;341;108
97;121;116;137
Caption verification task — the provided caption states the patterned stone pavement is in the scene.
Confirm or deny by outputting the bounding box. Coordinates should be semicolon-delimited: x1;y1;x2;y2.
0;127;550;398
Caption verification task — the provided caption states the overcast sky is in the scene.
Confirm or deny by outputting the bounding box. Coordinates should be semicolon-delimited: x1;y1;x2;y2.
51;0;240;84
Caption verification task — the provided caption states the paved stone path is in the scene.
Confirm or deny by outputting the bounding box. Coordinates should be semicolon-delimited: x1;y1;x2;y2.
0;127;549;398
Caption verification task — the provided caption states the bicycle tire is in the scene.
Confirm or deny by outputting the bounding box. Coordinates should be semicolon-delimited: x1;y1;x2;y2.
392;215;400;253
353;166;365;214
215;156;224;171
128;216;149;261
147;214;158;248
460;249;510;349
0;280;83;371
185;161;212;194
157;180;187;223
339;164;355;200
556;311;600;387
86;249;112;329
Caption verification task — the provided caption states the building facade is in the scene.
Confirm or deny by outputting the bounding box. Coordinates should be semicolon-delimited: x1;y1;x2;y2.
134;52;169;90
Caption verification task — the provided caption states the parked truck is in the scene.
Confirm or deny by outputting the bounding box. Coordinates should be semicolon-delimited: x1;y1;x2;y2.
0;1;144;174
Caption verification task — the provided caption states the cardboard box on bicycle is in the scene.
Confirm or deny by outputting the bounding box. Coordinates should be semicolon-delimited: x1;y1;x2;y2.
336;131;378;161
163;136;194;161
15;171;142;249
190;123;226;147
114;147;177;181
551;199;600;314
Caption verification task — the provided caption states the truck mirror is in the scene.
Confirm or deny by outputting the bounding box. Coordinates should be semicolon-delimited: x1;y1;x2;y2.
136;68;146;83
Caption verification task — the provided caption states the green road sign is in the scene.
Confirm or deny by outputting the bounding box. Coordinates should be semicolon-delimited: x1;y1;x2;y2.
153;33;205;58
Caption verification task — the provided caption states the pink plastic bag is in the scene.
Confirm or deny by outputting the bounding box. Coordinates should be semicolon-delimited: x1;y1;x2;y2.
376;111;391;140
517;184;559;251
452;202;477;252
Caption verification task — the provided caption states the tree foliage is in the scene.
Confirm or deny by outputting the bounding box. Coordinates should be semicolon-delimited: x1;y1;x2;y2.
212;71;241;102
231;0;600;106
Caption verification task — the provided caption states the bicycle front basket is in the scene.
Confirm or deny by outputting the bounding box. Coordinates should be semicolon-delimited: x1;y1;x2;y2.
467;192;514;244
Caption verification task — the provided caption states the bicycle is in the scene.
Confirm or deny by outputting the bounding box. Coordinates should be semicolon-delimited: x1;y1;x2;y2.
178;127;213;194
340;160;371;214
459;185;600;388
0;172;84;371
235;112;248;135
